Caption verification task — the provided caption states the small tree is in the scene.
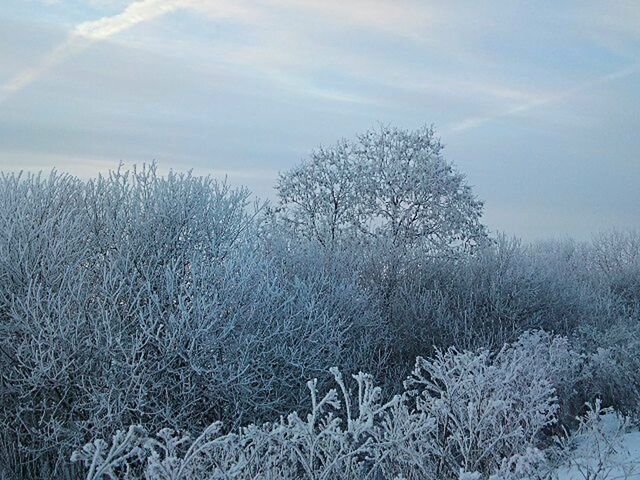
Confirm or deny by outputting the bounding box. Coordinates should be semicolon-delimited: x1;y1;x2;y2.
276;125;488;254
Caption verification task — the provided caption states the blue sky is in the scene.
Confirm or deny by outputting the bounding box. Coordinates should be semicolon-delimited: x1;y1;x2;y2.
1;0;639;239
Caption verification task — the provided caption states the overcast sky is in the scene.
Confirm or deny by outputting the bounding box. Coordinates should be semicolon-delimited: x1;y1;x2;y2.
1;0;639;239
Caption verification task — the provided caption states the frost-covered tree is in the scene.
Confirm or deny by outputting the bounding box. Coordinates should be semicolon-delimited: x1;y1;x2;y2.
276;125;488;253
273;139;360;248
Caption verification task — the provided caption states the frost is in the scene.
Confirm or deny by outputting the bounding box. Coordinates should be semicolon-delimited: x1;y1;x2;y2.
71;333;564;479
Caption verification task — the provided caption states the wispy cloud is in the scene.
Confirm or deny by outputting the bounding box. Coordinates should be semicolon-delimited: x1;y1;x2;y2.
73;0;188;40
0;0;189;104
263;0;439;44
0;0;544;110
0;40;85;102
446;63;640;134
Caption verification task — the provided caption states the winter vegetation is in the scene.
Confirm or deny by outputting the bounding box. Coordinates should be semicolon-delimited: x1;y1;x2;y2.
1;126;640;479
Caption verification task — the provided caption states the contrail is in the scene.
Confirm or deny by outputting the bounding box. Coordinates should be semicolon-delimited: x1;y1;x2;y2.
446;63;640;134
0;0;190;104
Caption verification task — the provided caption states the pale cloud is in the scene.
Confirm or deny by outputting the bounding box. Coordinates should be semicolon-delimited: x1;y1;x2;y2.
0;0;190;104
5;0;637;109
446;63;640;134
262;0;440;44
0;40;86;101
576;0;640;58
72;0;188;40
0;0;548;110
154;2;547;110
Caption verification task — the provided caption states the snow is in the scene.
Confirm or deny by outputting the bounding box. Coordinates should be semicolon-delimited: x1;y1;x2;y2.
555;413;640;480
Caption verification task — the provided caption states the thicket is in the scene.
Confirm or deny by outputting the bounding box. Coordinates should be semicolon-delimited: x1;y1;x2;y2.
0;163;639;479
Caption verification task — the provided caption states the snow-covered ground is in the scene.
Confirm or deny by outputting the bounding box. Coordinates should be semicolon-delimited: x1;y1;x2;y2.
555;413;640;480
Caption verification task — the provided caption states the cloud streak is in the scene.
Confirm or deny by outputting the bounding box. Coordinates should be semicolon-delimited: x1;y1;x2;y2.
446;63;640;134
73;0;189;40
0;0;550;111
0;0;189;104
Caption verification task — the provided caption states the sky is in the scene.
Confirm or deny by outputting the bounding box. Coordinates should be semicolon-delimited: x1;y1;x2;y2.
0;0;639;240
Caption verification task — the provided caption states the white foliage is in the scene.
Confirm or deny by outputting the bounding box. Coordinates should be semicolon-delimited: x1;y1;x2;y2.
72;368;410;479
276;124;487;252
2;164;640;480
404;333;558;479
72;332;564;480
0;166;385;478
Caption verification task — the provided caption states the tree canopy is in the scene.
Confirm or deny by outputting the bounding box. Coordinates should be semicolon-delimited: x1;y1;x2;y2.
276;125;487;253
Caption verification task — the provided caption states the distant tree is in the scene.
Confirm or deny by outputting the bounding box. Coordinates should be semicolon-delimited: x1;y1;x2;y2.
274;139;359;247
276;125;487;254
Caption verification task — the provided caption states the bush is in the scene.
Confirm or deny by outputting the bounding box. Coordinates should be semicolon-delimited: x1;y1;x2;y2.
372;235;620;370
576;319;640;417
0;167;385;478
2;165;640;478
72;331;562;480
404;332;558;478
553;400;639;480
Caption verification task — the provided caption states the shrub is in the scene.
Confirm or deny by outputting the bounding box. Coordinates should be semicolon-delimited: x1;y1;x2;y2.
553;400;639;480
2;164;639;479
405;333;558;478
0;167;384;478
72;331;562;480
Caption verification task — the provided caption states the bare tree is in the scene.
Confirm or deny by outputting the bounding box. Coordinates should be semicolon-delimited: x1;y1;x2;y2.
275;139;360;248
276;125;488;254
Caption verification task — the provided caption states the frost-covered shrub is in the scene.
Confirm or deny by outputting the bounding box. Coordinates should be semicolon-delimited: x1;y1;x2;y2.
588;230;640;308
72;369;415;479
488;447;551;480
404;336;558;479
377;235;619;370
501;331;583;424
254;230;393;391
576;319;640;417
72;332;563;480
2;163;640;479
0;171;95;479
0;166;384;479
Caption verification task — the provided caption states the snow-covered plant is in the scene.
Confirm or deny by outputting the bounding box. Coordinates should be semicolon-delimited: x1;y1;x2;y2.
500;330;583;423
71;332;566;480
71;425;147;480
488;448;551;480
553;400;638;480
378;234;615;369
588;230;640;306
71;368;414;479
578;319;640;417
276;124;488;253
405;337;558;478
3;160;639;480
459;471;483;480
0;166;385;478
